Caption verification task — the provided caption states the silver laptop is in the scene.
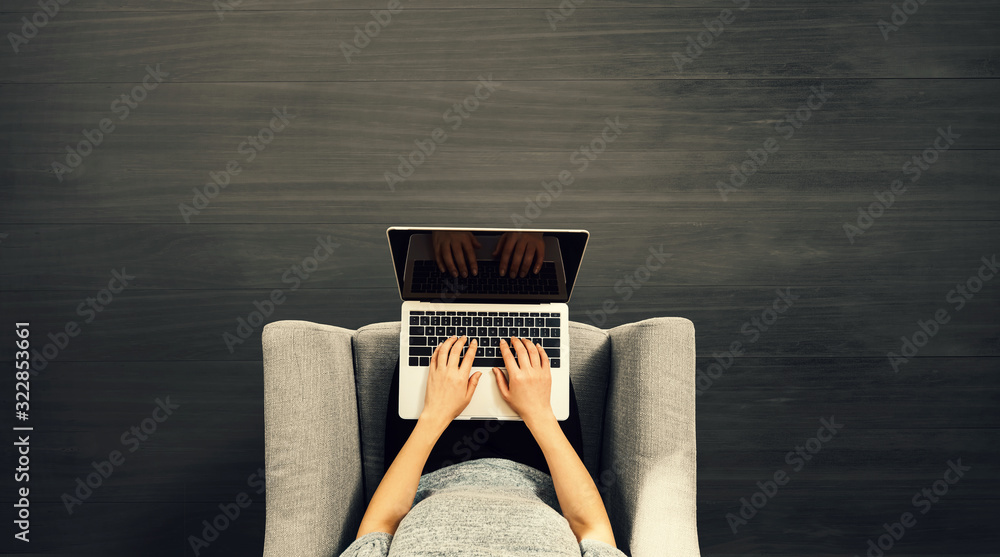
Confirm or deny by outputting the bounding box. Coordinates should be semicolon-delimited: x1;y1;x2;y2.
387;227;590;421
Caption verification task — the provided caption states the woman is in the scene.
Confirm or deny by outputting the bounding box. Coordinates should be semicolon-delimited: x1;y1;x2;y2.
340;335;625;556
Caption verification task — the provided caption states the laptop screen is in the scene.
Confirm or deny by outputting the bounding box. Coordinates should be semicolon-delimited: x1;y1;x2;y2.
387;227;589;303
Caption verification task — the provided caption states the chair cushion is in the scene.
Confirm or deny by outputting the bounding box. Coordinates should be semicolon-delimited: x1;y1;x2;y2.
352;320;612;501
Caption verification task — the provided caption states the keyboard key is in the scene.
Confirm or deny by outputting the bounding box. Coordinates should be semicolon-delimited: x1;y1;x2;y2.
483;317;492;326
486;347;495;357
504;317;514;327
436;311;446;315
410;336;425;346
420;356;430;366
488;311;498;316
420;316;430;325
490;337;500;347
409;357;419;366
473;317;482;326
514;317;524;326
542;338;560;347
550;359;560;368
524;317;533;326
431;316;440;325
540;328;549;337
519;328;530;337
412;311;425;315
410;326;424;335
410;347;432;356
441;316;450;326
471;357;506;368
478;311;487;316
436;326;445;336
446;327;456;336
476;347;484;357
545;318;560;327
532;338;541;346
488;327;498;337
478;327;488;337
530;312;539;317
457;327;466;336
530;328;539;337
409;316;419;325
447;311;456;315
499;327;508;337
551;328;560;337
546;349;561;357
463;317;472;326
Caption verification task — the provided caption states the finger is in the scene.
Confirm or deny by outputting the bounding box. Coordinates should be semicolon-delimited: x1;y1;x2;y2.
534;243;546;274
461;238;478;276
449;336;467;366
450;243;469;278
442;246;458;277
492;233;507;256
518;244;536;278
524;337;540;369
434;242;446;273
510;241;527;278
466;371;483;401
498;237;514;276
493;367;510;400
460;337;477;371
537;343;549;369
472;235;482;248
511;337;530;370
498;338;519;372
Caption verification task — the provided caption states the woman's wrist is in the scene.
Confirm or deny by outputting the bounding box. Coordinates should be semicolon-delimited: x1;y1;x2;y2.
522;410;559;436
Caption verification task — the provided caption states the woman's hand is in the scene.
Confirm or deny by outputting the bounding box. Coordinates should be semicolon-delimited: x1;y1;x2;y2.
420;336;482;428
493;337;553;424
432;231;481;278
493;231;545;277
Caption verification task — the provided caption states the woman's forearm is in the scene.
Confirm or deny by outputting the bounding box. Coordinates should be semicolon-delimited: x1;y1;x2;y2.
525;413;617;546
356;416;447;538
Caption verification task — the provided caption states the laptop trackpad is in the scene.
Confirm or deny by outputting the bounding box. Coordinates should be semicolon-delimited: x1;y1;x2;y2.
463;369;519;420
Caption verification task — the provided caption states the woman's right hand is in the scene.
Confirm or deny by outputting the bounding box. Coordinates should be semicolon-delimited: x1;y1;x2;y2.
493;337;553;423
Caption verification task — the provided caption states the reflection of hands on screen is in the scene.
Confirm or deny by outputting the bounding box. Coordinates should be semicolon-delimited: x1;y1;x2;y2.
432;230;481;277
493;232;545;277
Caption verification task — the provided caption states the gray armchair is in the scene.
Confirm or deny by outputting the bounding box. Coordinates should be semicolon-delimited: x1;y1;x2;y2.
261;317;700;557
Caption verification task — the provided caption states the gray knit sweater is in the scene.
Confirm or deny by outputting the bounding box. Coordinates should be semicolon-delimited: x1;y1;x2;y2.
339;458;627;557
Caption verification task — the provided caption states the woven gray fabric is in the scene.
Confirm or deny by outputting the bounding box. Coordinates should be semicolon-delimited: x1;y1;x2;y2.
262;320;366;557
605;318;699;556
262;317;699;557
338;458;627;557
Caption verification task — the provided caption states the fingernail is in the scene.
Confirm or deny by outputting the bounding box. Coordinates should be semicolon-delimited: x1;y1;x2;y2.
461;271;467;277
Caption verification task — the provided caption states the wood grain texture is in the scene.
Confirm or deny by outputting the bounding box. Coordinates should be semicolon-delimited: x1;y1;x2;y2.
1;6;997;82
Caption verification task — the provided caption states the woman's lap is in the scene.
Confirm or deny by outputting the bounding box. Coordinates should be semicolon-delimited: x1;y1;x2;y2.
383;361;585;476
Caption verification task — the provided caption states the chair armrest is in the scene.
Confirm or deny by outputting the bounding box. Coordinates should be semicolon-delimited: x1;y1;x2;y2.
603;317;700;557
262;320;365;557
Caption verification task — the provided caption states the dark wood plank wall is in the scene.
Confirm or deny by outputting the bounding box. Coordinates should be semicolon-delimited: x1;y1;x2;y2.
1;1;997;555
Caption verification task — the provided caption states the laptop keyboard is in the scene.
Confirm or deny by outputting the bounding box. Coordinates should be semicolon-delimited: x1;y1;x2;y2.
407;309;561;369
411;260;560;296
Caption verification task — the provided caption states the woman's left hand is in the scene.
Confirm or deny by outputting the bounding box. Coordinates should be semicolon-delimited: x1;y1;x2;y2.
420;335;482;428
